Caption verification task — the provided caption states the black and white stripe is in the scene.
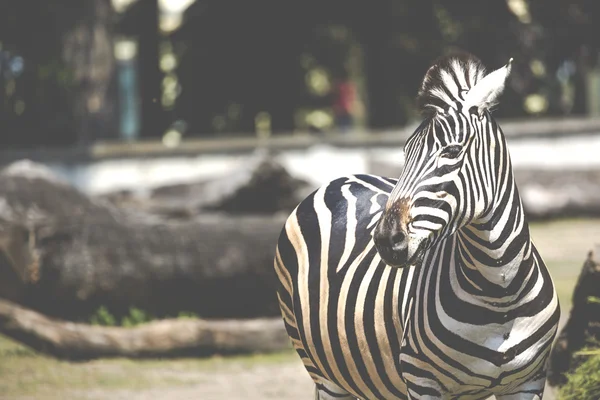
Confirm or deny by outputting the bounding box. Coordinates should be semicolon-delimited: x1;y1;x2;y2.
274;52;560;399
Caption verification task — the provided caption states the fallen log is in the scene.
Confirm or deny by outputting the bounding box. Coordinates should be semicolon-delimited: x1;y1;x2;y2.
0;160;286;320
0;299;291;360
547;244;600;386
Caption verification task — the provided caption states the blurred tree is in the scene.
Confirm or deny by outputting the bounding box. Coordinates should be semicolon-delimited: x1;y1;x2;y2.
0;0;117;149
3;0;600;147
63;0;118;145
172;0;395;135
172;0;306;136
171;0;520;133
529;0;600;115
357;0;443;127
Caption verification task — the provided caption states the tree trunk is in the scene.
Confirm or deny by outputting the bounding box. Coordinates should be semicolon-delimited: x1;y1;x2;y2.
548;244;600;386
0;161;286;321
0;299;290;360
138;0;165;139
62;0;117;144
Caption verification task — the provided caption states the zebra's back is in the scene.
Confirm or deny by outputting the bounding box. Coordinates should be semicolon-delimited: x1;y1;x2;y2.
274;174;413;399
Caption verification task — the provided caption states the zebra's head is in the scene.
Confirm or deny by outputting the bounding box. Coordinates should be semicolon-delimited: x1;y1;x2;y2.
373;52;513;268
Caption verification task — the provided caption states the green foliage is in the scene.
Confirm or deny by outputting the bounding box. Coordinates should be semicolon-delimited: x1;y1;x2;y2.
89;306;198;327
121;307;154;327
559;351;600;400
587;296;600;304
0;1;87;148
89;306;117;327
177;311;199;319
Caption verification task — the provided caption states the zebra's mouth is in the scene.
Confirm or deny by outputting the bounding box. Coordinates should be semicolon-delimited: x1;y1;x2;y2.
377;236;429;268
404;236;429;267
406;242;427;267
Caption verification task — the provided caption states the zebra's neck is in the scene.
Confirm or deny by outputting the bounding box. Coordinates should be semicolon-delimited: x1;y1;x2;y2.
452;178;534;300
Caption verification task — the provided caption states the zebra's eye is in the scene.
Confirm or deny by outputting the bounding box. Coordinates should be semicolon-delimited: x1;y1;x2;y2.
439;145;462;159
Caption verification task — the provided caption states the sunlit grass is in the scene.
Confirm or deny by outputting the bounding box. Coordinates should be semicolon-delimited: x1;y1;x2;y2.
546;262;578;312
0;333;297;398
529;217;600;312
559;352;600;400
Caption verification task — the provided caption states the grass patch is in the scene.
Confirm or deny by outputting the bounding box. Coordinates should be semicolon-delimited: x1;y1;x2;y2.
559;350;600;400
544;260;578;312
0;333;297;399
0;336;181;397
89;306;199;327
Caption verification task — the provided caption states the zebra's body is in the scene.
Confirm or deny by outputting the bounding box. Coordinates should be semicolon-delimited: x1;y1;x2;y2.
274;53;560;399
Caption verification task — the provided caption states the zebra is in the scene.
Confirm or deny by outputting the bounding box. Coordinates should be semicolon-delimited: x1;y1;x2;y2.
273;51;560;399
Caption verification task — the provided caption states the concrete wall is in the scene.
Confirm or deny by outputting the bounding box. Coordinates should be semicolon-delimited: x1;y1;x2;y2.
4;116;600;195
42;131;600;195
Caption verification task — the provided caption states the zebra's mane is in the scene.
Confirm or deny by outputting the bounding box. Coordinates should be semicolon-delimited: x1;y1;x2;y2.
416;52;487;116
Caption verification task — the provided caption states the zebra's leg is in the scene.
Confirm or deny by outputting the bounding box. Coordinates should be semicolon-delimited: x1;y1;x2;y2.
496;395;541;400
314;381;355;400
495;374;546;399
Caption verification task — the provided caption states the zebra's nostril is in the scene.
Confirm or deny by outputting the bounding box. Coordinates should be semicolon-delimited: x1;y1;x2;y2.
373;218;408;253
390;231;406;249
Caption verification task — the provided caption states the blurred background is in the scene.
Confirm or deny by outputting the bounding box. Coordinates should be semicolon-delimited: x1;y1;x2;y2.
0;0;600;399
1;0;600;148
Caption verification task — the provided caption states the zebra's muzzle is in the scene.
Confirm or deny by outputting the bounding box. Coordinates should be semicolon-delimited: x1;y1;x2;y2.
373;218;431;268
373;217;410;268
374;238;409;268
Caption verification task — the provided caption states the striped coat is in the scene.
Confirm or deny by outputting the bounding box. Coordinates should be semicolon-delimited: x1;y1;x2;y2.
274;52;560;399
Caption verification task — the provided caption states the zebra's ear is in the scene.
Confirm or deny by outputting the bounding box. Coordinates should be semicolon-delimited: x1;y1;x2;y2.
463;58;513;116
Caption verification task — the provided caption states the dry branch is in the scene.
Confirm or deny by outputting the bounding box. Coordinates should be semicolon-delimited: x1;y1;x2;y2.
0;299;291;360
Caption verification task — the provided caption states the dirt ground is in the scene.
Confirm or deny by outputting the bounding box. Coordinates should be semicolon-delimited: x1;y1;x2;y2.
1;218;598;400
71;356;314;400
